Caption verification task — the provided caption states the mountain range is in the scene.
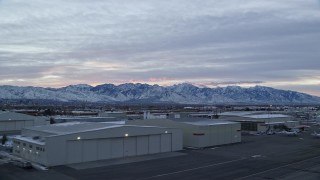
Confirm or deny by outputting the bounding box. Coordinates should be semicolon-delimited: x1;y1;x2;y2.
0;83;319;105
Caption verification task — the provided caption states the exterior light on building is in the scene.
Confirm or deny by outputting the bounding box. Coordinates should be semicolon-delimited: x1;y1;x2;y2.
23;148;25;151
29;150;32;153
125;133;129;137
36;152;39;155
77;136;81;140
165;131;168;134
17;146;19;149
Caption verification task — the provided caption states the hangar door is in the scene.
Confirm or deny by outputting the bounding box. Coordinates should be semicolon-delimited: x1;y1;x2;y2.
67;133;172;164
67;140;82;164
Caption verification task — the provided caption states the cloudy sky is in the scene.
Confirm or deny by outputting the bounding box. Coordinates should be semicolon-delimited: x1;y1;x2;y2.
1;0;320;96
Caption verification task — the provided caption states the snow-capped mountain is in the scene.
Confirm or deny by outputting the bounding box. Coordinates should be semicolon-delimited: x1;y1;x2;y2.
0;83;319;104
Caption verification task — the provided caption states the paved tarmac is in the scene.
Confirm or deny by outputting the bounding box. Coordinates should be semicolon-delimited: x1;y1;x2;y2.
68;152;186;170
1;126;320;180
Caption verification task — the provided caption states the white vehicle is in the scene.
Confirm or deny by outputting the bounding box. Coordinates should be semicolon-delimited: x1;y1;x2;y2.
311;131;320;138
280;130;298;136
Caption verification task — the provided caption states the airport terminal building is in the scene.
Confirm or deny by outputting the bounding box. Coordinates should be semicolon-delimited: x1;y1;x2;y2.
12;122;182;166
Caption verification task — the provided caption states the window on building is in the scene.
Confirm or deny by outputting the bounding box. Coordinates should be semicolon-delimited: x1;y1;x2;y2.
29;144;33;148
241;122;258;131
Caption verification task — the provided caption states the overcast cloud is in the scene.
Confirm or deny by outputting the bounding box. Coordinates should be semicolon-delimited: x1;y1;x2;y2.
1;0;320;95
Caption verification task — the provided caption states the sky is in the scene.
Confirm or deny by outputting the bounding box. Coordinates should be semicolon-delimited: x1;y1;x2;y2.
1;0;320;96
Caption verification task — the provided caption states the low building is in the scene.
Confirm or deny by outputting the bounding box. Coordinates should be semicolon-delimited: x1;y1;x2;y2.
127;119;241;148
53;116;119;123
0;111;47;134
12;122;182;166
99;111;127;119
218;112;299;133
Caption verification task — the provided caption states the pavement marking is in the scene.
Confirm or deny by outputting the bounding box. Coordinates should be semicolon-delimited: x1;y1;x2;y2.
234;155;320;180
251;155;262;158
138;157;247;180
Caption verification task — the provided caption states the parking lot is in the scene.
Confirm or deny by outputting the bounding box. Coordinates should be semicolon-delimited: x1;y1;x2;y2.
1;125;320;180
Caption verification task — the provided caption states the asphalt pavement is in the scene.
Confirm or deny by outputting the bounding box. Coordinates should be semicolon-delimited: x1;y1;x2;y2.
1;126;320;180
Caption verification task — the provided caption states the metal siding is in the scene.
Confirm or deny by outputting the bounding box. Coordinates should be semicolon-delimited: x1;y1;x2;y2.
82;140;98;162
211;126;218;146
222;125;227;144
24;121;33;127
148;135;161;154
97;139;112;159
111;138;124;158
137;136;149;155
216;127;222;145
204;127;211;147
15;121;25;130
160;134;172;152
234;124;241;143
0;122;5;131
225;125;232;144
124;137;137;157
67;140;83;164
5;121;16;131
196;127;209;147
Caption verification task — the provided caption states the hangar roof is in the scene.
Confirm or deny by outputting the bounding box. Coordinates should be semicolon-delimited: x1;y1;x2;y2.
183;120;238;126
14;135;46;145
0;111;36;121
218;111;291;118
54;116;116;120
243;114;290;119
24;122;162;135
157;117;239;126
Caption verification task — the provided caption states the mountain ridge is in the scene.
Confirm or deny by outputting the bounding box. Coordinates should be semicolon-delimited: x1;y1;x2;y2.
0;83;319;105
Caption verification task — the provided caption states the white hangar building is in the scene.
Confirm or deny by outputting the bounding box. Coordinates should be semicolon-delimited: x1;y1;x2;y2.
0;111;47;134
127;119;241;148
218;112;298;133
12;122;182;167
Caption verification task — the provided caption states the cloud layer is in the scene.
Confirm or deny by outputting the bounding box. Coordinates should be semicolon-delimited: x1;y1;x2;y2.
1;0;320;95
